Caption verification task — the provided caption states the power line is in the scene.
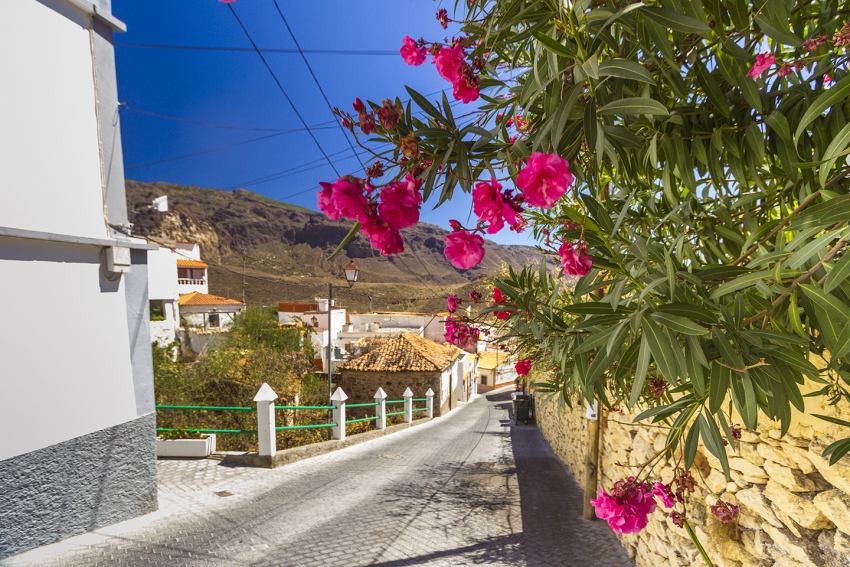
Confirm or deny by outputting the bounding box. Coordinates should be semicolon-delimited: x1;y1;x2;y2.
120;104;338;132
125;130;294;170
271;1;365;169
117;43;398;56
227;4;341;177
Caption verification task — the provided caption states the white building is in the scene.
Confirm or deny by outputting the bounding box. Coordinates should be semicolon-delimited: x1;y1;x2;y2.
147;245;181;346
174;242;208;294
0;0;157;559
279;300;347;372
180;291;245;330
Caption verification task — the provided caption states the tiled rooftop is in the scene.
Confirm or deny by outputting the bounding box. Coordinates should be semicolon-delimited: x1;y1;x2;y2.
477;351;510;370
176;259;208;268
178;291;244;306
339;333;461;372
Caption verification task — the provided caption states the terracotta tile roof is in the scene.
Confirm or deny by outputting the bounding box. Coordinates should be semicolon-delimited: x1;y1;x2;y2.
339;333;461;372
179;292;244;306
477;351;510;370
278;302;319;312
176;259;208;268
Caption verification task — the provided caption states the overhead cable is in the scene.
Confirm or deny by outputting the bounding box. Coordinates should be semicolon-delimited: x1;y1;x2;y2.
227;4;341;176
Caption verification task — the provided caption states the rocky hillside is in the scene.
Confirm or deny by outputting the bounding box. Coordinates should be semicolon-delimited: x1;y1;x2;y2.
126;180;543;311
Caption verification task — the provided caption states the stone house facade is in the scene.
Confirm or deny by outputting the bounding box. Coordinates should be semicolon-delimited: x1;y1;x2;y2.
338;333;463;417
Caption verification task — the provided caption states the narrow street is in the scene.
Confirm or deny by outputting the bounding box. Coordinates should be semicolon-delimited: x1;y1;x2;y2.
3;389;633;567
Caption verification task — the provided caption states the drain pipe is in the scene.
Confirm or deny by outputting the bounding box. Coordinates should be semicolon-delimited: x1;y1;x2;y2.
582;399;600;521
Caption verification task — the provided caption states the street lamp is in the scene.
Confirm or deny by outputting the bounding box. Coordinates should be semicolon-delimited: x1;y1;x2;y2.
310;315;318;327
343;260;360;287
325;261;361;436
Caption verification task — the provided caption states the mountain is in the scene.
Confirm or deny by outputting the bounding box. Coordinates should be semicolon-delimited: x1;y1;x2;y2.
126;180;543;312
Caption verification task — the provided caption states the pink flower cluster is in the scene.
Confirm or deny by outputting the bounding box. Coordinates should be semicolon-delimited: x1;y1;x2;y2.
592;478;675;534
447;294;459;313
710;500;740;524
516;153;575;208
400;36;427;66
558;241;593;276
444;316;479;348
317;174;422;256
444;229;485;269
492;287;514;320
515;359;532;376
472;180;524;234
400;35;480;103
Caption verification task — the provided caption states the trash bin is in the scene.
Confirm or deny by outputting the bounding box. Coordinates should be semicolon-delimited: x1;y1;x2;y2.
511;393;533;425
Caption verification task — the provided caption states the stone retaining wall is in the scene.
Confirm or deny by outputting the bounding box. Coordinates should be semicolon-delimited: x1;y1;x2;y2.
534;367;850;567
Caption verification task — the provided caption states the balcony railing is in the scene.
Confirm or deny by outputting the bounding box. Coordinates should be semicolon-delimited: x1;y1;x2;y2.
178;278;206;286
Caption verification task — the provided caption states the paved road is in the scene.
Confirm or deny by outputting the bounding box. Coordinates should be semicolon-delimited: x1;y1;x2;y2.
4;389;634;567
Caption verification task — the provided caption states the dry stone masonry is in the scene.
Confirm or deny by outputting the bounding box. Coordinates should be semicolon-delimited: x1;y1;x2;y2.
534;362;850;567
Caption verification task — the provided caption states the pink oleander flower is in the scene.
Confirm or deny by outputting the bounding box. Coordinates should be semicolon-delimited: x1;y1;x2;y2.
652;482;675;509
361;215;404;256
433;44;465;84
472;179;517;234
825;74;833;85
591;478;658;534
492;286;514;320
802;35;828;52
444;316;479;348
377;174;422;230
777;63;794;77
317;178;368;223
710;501;740;524
516;153;574;209
671;511;685;529
515;359;532;376
453;78;480;103
447;294;459;313
353;98;366;113
317;182;342;221
360;112;376;135
469;289;483;303
558;241;593;277
444;229;485;270
400;36;427;66
649;377;668;398
747;53;775;79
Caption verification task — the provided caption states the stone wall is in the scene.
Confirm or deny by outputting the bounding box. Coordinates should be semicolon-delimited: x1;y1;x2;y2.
534;369;850;567
339;370;456;417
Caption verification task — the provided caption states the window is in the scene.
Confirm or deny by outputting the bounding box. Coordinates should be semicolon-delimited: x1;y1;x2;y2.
150;300;166;321
208;313;220;328
177;268;189;279
481;373;487;385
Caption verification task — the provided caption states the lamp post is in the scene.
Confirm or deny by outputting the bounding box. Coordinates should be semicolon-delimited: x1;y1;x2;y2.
326;261;361;434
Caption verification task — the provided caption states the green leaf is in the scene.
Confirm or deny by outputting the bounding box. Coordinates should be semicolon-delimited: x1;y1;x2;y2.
833;320;850;360
686;340;706;397
713;328;746;370
710;270;770;299
790;195;850;230
630;336;652;408
643;316;680;384
531;31;573;58
599;97;669;116
795;75;850;140
822;439;850;465
740;375;758;429
800;284;850;320
327;222;360;260
754;14;802;47
826;251;850;293
598;59;655;83
700;413;731;480
709;362;731;414
684;421;700;469
641;6;711;33
812;414;850;428
819;122;850;187
651;313;709;335
405;87;444;123
695;61;730;117
657;303;719;325
559;302;633;315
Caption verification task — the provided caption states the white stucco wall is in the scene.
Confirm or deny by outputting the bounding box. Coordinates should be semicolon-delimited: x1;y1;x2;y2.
0;241;139;461
0;0;108;239
148;247;179;301
180;305;242;329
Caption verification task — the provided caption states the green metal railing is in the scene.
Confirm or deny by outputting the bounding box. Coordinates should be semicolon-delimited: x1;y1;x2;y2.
156;404;337;436
345;416;379;424
347;402;378;408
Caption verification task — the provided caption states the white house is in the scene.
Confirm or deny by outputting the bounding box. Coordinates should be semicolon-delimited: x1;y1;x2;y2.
179;291;245;329
0;0;157;559
279;300;347;372
147;244;181;346
174;242;208;294
476;351;518;392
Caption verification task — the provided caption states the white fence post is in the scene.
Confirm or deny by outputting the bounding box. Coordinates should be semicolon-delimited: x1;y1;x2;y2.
331;387;348;441
425;388;434;419
253;383;278;457
403;387;413;423
374;387;387;431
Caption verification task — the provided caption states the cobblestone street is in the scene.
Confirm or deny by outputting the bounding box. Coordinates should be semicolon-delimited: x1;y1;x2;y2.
3;389;633;567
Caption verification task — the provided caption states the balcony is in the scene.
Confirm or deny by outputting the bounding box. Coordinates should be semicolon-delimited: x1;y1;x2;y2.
178;278;207;286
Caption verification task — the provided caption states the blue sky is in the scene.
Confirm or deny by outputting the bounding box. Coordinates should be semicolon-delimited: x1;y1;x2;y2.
113;0;533;246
